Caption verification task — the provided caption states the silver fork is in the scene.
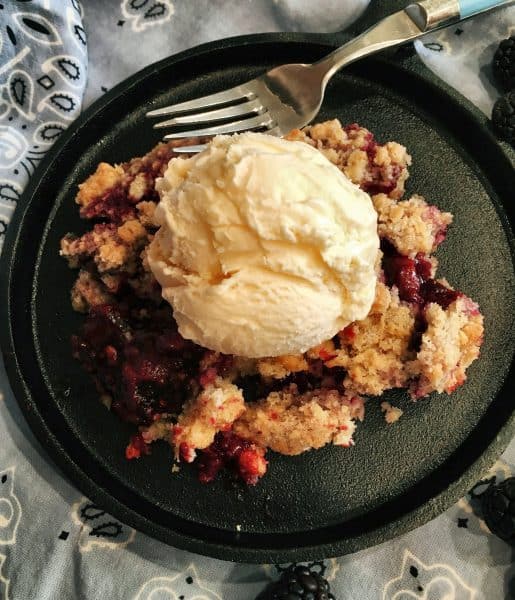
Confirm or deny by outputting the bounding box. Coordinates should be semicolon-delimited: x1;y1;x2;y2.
147;0;511;152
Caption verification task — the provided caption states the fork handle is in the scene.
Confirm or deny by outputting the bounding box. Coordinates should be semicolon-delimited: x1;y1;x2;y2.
314;0;512;83
409;0;510;28
459;0;509;17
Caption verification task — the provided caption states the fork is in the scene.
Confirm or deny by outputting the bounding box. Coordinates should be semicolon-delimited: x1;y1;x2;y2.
147;0;511;152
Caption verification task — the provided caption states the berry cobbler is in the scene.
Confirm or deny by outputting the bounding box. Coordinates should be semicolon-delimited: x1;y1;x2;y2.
60;120;484;485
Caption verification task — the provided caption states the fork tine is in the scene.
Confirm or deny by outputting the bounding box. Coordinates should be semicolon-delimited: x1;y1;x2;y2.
173;144;208;153
265;126;282;138
162;114;274;139
147;85;255;118
153;98;265;129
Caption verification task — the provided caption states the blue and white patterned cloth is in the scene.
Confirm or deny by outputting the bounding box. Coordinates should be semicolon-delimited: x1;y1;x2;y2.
0;2;514;598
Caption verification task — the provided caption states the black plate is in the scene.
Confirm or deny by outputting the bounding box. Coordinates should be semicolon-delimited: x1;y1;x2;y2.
1;17;515;562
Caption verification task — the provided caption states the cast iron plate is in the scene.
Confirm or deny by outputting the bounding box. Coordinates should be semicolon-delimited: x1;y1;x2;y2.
1;31;514;562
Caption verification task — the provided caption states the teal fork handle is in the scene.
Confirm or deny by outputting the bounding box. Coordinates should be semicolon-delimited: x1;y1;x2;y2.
412;0;512;31
459;0;512;18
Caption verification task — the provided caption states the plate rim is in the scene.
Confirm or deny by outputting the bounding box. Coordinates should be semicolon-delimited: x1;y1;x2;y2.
1;32;514;563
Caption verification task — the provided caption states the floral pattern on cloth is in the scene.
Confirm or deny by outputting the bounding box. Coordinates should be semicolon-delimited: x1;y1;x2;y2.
71;498;136;552
0;1;515;599
121;0;175;33
0;0;87;251
382;550;477;599
133;565;222;600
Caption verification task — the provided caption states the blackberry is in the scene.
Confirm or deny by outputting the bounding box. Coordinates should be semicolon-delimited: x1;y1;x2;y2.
481;476;515;545
492;35;515;91
256;565;336;600
491;91;515;146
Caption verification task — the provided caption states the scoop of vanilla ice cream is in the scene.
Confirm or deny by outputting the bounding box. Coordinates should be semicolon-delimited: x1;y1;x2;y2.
147;133;379;358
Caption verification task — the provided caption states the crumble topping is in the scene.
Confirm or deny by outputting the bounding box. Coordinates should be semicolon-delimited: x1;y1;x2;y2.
381;402;404;424
408;293;484;398
76;163;124;209
71;269;114;313
233;386;356;455
257;354;309;379
327;283;416;396
60;220;149;274
373;193;453;257
285;119;412;199
173;378;245;462
75;140;196;223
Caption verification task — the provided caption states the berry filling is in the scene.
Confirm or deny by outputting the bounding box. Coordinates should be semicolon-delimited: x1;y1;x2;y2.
72;304;203;425
344;123;403;196
197;431;267;485
81;185;140;223
126;432;152;460
382;241;461;309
